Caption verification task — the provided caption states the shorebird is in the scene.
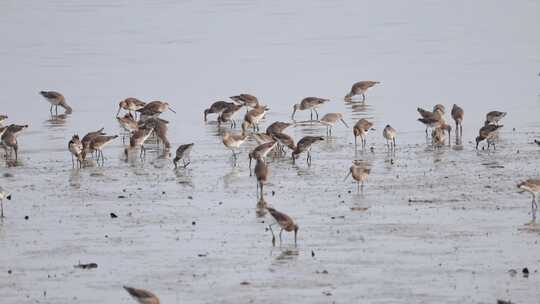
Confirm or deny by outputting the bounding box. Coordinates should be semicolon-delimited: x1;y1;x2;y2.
344;81;380;102
267;207;298;246
230;94;259;109
136;101;176;118
517;179;540;221
0;187;12;218
40;91;72;115
124;126;153;160
451;104;464;137
271;132;296;155
81;128;106;159
123;286;160;304
117;97;146;117
1;124;28;161
252;133;274;144
0;115;7;125
242;105;269;132
218;104;243;128
383;124;396;150
266;121;293;136
222;131;248;161
476;124;503;150
249;141;277;171
353;118;374;150
319;113;349;136
68;134;83;167
254;157;268;199
291;97;330;121
173;143;194;169
117;113;139;143
142;117;170;150
417;107;445;136
204;101;235;122
432;127;446;148
292;136;324;165
84;135;118;164
344;160;371;193
485;111;506;126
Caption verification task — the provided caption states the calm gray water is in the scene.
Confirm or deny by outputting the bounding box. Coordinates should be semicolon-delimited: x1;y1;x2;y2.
1;1;540;303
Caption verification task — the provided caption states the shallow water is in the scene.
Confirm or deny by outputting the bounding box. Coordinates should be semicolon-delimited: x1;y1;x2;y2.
1;1;540;303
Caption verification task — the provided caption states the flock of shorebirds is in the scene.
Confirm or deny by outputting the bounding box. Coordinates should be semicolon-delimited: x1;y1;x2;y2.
1;80;539;303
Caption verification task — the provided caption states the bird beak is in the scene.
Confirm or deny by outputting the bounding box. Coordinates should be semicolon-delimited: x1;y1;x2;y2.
343;171;351;182
294;229;298;246
169;107;177;114
340;118;349;128
116;106;121;117
291;107;297;121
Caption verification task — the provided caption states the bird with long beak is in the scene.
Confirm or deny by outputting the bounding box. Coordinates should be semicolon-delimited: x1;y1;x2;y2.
517;179;540;221
319;112;349;136
241;105;269;132
254;157;268;199
124;126;154;160
267;206;298;246
383;124;397;150
81;127;106;159
266;121;293;136
485;111;506;126
222;131;248;162
173;143;194;169
218;104;243;128
117;97;146;117
123;286;160;304
344;160;371;193
1;124;28;161
0;187;12;218
291;97;329;121
292;136;324;166
476;124;503;150
204;101;236;122
136;101;176;118
230;93;260;109
353;118;374;150
68;134;84;168
451;104;464;138
344;81;380;102
249;141;277;172
39;91;73;115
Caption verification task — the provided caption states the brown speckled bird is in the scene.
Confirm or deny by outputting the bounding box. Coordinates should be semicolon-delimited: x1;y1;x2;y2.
292;136;324;165
344;81;380;102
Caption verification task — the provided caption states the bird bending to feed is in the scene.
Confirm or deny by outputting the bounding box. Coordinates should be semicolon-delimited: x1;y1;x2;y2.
431;127;446;148
254;157;268;199
344;160;371;193
124;126;154;160
204;101;235;122
249;141;277;171
40;91;72;115
1;124;28;161
476;124;503;150
319;113;349;136
267;207;298;246
383;124;396;150
68;134;83;167
84;135;118;164
344;81;380;102
222;131;248;161
117;97;146;117
266;121;292;136
485;111;506;126
142;117;170;150
292;136;324;165
242;105;269;132
0;187;12;218
123;286;160;304
451;104;464;137
517;179;540;221
218;104;243;128
271;132;296;155
136;101;176;118
291;97;330;121
173;143;194;169
353;118;374;150
230;93;259;109
81;128;106;159
417;106;445;136
117;113;139;143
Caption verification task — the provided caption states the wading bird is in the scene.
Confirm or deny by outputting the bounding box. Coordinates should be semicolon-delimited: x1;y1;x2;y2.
353;118;374;150
68;134;83;167
451;104;464;137
291;97;329;121
204;101;236;122
267;207;298;246
344;160;371;193
476;124;503;150
517;179;540;221
117;97;146;117
485;111;506;126
319;113;349;136
383;124;396;151
292;136;324;165
344;81;380;102
40;91;72;115
173;143;194;169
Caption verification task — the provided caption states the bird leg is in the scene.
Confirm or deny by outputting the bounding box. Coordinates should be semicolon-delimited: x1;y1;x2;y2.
1;199;3;218
279;228;283;246
268;224;276;246
361;93;366;102
313;108;319;120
